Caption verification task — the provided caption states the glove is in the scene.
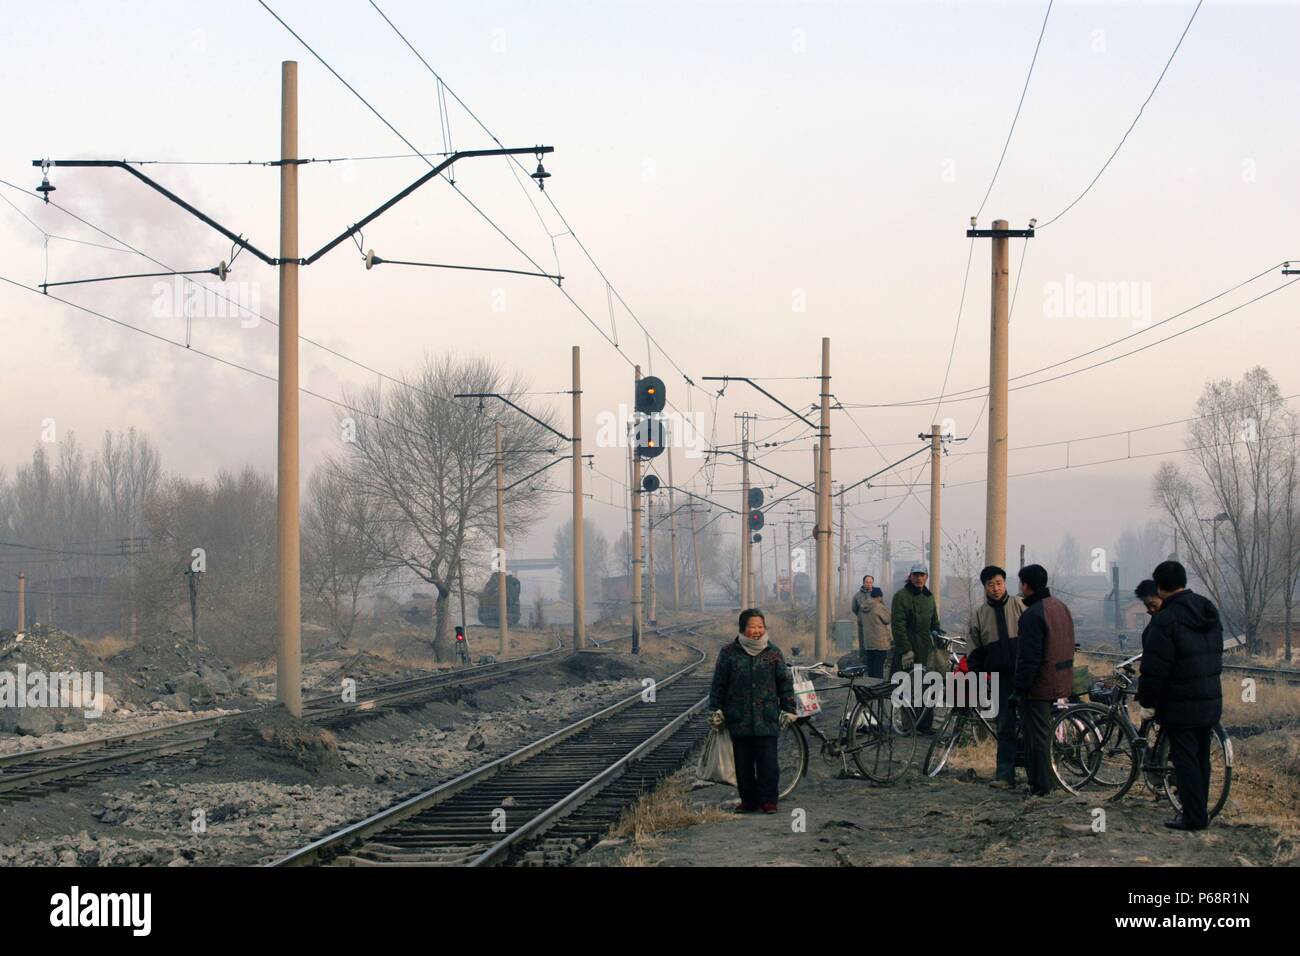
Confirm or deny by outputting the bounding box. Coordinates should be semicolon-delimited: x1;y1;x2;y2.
900;651;915;669
708;709;725;729
779;711;798;729
1138;706;1156;721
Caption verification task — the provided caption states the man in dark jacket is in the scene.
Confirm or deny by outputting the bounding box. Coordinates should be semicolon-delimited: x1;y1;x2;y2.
891;564;941;733
967;565;1026;788
1137;561;1223;831
1013;564;1075;796
708;608;798;813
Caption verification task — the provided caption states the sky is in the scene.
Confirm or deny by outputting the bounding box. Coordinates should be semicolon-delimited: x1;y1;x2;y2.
1;0;1297;589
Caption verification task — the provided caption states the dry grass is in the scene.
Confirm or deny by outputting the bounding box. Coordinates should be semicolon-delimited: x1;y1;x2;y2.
608;769;733;865
1220;673;1300;726
77;634;137;658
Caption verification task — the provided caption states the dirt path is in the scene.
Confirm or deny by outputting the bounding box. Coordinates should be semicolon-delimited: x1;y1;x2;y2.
580;739;1292;867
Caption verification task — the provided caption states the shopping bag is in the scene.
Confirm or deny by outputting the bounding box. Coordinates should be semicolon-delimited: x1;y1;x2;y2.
696;725;737;786
790;665;822;717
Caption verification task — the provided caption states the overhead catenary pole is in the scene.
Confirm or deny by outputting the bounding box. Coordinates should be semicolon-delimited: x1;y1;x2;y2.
929;424;942;612
816;337;832;660
689;504;705;611
496;422;508;658
571;346;586;649
740;419;752;609
647;492;657;625
16;572;25;635
275;60;302;717
630;365;643;654
666;443;681;611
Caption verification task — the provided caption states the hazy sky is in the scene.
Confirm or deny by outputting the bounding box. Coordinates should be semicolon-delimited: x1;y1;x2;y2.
2;0;1297;582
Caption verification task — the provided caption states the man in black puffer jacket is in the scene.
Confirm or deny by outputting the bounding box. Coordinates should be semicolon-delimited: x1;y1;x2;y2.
1137;560;1224;831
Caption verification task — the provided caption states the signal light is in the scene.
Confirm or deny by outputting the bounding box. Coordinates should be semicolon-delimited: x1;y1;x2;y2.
455;626;466;643
752;532;762;544
635;376;666;414
634;413;666;459
641;474;660;493
748;509;764;531
748;487;764;510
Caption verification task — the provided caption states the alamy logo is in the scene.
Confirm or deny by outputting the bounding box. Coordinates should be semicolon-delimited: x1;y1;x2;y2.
49;886;151;936
0;665;105;718
890;666;997;717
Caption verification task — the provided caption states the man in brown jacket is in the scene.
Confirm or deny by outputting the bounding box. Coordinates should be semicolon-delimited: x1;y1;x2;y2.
967;565;1025;788
1013;564;1075;797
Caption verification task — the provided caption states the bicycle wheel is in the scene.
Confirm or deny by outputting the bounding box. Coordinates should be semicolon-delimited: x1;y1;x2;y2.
1154;724;1233;820
849;695;917;783
777;721;809;800
923;709;968;777
1050;704;1135;796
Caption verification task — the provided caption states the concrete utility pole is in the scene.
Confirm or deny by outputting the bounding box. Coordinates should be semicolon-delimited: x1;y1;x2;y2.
275;60;302;716
813;445;820;617
495;422;508;658
1019;543;1026;572
740;418;752;609
16;572;25;635
929;424;942;612
571;346;586;649
630;366;643;654
816;337;832;660
1112;563;1122;632
689;505;705;612
772;522;780;605
880;522;891;592
786;517;796;608
966;217;1033;569
647;493;657;625
842;494;852;621
666;444;681;611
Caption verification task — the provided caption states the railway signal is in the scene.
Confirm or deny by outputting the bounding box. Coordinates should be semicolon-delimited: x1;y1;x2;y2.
635;376;666;414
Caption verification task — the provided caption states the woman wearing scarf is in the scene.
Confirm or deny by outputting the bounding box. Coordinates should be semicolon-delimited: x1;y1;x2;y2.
707;608;798;813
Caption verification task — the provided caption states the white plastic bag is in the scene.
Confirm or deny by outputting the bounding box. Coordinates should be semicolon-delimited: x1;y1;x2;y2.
791;665;822;717
697;725;737;786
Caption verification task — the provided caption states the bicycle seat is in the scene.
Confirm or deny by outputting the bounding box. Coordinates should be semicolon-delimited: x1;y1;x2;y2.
838;664;870;678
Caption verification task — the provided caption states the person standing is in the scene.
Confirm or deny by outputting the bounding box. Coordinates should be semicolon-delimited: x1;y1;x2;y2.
859;588;892;679
967;565;1026;789
708;608;798;814
1137;561;1223;831
891;564;941;732
1012;564;1075;796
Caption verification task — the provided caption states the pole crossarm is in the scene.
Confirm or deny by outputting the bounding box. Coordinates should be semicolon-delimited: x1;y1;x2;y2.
34;146;551;268
502;453;589;492
706;447;815;492
453;391;572;442
701;375;818;428
661;485;739;515
833;444;930;498
365;256;562;284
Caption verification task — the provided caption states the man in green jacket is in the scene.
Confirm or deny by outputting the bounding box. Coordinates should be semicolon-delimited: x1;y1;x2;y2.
891;564;941;733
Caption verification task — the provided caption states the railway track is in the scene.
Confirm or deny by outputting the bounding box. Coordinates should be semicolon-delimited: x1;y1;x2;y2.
0;637;569;803
1081;648;1300;686
272;620;718;867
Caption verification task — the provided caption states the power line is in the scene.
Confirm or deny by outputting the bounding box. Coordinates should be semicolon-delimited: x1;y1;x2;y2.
974;0;1054;220
842;262;1295;408
1037;0;1205;230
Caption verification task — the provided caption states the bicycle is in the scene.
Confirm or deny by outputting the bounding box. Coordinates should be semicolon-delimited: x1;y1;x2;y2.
921;637;1005;776
1049;652;1233;818
777;661;919;797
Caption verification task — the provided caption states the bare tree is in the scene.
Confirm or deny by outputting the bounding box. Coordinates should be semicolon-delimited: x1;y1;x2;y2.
1052;531;1085;578
1153;367;1296;652
1276;433;1300;662
942;529;983;633
303;463;387;644
552;518;610;606
337;355;557;661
